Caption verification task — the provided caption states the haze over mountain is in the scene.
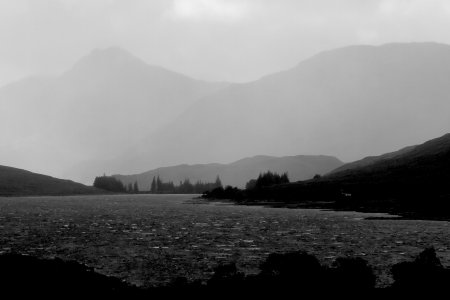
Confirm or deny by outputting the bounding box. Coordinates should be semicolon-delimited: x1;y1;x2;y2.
0;165;99;196
114;155;343;190
100;42;450;181
0;47;228;181
3;42;450;185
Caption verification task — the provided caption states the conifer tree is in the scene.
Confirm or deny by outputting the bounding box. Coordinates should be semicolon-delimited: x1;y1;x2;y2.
215;175;223;188
150;177;156;193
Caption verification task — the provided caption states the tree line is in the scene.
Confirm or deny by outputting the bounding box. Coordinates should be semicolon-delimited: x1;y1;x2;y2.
149;176;223;194
203;171;290;200
93;174;223;194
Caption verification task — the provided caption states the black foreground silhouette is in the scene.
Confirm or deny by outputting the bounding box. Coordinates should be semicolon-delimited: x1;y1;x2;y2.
0;247;448;296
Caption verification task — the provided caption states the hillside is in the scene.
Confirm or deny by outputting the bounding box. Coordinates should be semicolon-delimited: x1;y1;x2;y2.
117;42;450;178
235;133;450;219
114;155;343;190
0;47;228;182
327;145;417;175
324;133;450;190
0;165;100;196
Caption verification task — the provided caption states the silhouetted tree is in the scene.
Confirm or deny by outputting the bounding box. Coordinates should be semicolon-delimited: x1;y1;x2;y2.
156;176;163;193
215;176;223;188
150;177;156;193
93;175;126;193
246;179;257;190
133;181;139;193
245;171;290;190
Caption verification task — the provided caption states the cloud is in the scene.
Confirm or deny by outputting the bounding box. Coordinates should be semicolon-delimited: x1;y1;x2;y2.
168;0;248;22
1;0;450;86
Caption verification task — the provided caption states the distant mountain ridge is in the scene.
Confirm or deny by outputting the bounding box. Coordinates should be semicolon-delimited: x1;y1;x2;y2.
0;47;229;181
113;155;344;190
116;42;450;181
203;133;450;219
0;165;100;196
3;42;450;185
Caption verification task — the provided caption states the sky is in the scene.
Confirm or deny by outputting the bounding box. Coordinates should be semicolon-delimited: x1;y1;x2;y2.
1;0;450;86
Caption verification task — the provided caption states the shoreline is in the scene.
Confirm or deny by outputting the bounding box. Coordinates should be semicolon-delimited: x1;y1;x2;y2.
198;197;450;222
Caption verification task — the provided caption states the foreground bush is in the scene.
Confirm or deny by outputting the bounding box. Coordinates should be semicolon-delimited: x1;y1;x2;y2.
0;248;448;296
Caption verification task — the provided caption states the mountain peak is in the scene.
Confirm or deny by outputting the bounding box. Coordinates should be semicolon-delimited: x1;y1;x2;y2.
68;46;145;74
89;46;136;60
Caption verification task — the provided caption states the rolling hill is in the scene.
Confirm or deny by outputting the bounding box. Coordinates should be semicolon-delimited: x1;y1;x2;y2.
114;155;343;190
0;165;100;196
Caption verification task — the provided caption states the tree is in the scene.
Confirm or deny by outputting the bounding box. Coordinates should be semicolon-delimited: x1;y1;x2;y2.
127;183;133;193
150;177;156;193
245;179;257;190
93;175;126;193
245;171;290;190
133;181;139;193
156;176;162;193
215;176;223;189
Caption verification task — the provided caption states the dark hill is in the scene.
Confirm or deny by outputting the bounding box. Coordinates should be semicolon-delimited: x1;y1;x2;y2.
0;165;100;196
216;134;450;219
326;133;450;187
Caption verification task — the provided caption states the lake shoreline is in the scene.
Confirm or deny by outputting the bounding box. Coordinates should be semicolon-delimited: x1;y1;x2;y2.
197;197;450;222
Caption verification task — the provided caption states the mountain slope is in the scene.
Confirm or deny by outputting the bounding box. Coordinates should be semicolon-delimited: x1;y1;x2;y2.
0;47;228;181
121;42;450;175
0;165;100;196
205;133;450;219
114;155;343;190
325;133;450;188
327;145;417;175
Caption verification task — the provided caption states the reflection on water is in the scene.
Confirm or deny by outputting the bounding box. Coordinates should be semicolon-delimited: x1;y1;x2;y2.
0;194;449;287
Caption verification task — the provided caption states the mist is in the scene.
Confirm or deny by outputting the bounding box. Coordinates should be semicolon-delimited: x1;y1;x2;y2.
2;0;450;184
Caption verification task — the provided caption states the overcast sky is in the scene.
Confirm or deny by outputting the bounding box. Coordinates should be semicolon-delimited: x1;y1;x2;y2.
1;0;450;86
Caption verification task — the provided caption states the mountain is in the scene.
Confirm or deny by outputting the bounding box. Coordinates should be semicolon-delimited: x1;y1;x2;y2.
0;47;228;181
206;133;450;218
274;133;450;217
0;165;100;196
325;133;450;188
327;145;417;175
117;42;450;178
114;155;344;190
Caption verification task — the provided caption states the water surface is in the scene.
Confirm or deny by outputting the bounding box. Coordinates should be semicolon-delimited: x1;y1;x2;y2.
0;194;448;287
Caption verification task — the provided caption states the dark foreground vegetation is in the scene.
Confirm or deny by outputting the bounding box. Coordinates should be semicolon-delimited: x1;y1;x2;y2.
204;133;450;220
0;248;448;296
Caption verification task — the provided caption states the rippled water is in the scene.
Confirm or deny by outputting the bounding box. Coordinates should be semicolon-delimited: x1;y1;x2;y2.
0;194;449;287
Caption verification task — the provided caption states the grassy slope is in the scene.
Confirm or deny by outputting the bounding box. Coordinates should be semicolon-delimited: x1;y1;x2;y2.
0;165;101;196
